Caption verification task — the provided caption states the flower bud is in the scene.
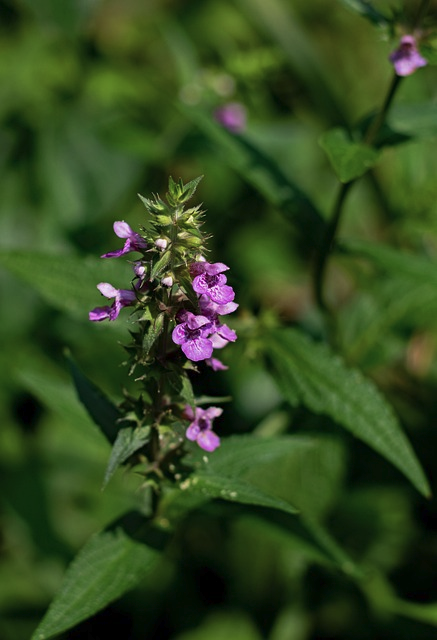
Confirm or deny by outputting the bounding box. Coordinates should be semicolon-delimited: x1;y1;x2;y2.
155;238;168;251
161;275;174;287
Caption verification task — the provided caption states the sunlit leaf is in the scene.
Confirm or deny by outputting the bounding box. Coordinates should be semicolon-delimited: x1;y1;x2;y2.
265;328;430;497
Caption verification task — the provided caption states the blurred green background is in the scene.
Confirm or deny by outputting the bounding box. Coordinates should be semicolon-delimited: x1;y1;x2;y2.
1;1;437;638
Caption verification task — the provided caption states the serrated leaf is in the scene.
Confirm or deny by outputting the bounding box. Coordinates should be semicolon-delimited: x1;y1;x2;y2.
265;328;430;497
142;313;164;356
319;127;380;182
0;250;130;317
103;425;151;487
31;522;161;640
150;250;172;280
184;474;298;515
191;434;344;520
66;353;120;444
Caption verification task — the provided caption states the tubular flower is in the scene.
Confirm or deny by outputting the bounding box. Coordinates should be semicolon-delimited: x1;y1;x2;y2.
191;262;235;305
389;35;427;76
89;282;137;321
184;405;222;451
101;221;147;258
172;312;214;361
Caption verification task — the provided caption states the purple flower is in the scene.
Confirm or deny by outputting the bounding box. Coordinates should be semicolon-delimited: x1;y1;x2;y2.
184;405;222;452
89;282;137;321
198;294;238;317
389;35;427;77
101;221;147;258
172;312;214;361
205;357;228;371
191;262;235;305
209;322;237;349
214;102;247;133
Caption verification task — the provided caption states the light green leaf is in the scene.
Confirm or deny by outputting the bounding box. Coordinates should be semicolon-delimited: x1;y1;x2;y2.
67;353;120;444
265;328;430;497
0;250;131;318
103;425;150;488
319;127;380;182
31;524;161;640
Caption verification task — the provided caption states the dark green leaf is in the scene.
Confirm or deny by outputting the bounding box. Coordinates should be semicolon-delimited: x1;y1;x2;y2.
319;127;380;182
0;250;130;318
265;328;430;497
103;425;151;488
142;313;164;356
150;250;172;280
31;523;161;640
66;353;120;444
180;105;325;250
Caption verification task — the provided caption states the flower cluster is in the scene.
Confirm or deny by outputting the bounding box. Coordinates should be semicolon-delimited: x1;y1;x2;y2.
88;177;237;456
172;261;237;370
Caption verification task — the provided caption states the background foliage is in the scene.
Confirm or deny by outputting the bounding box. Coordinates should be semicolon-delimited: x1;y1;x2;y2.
1;0;437;638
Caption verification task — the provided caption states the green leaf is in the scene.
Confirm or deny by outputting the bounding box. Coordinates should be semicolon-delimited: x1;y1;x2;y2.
0;250;130;318
103;425;151;487
388;102;437;138
167;175;203;205
319;127;380;182
66;353;120;444
150;250;172;280
190;434;345;520
339;238;437;285
142;313;164;356
265;328;430;497
337;0;392;26
183;474;298;516
31;521;161;640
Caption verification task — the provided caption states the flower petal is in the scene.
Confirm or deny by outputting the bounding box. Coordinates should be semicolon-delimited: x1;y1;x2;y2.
197;430;220;452
182;337;213;361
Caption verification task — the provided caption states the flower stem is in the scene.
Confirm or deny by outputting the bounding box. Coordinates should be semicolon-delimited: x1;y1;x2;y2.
314;73;403;316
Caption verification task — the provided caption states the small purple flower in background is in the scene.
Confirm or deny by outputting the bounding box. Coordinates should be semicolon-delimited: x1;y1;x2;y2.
214;102;247;134
184;405;222;451
172;312;214;361
89;282;137;321
389;35;427;76
192;262;235;305
101;221;147;258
